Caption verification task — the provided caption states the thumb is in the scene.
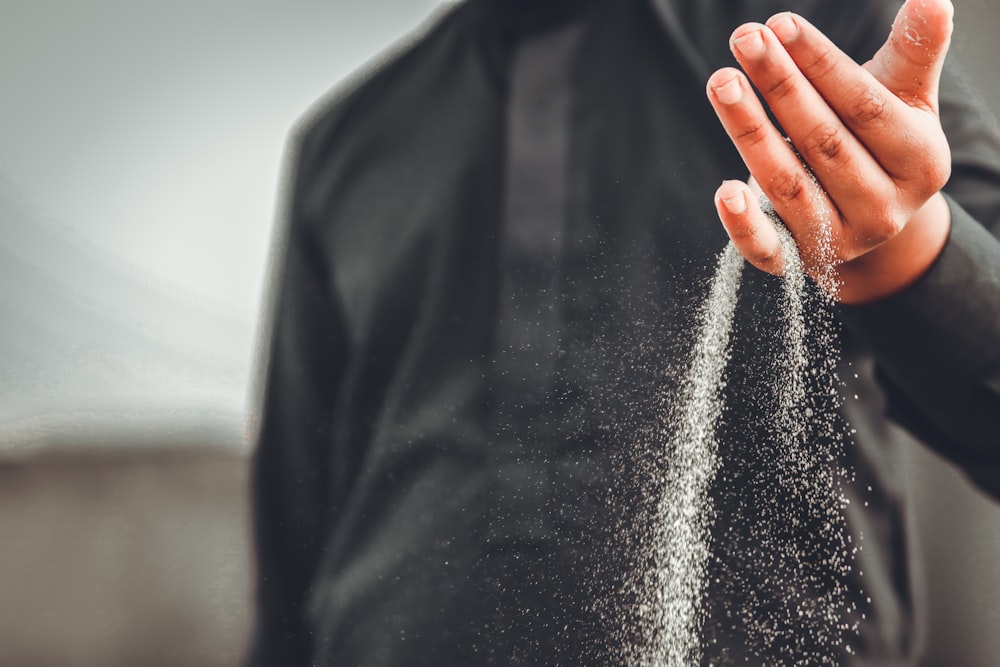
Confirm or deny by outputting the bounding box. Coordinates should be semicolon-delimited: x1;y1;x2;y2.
865;0;954;110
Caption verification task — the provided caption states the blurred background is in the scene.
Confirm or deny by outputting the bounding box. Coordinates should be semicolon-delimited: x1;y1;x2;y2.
1;1;998;665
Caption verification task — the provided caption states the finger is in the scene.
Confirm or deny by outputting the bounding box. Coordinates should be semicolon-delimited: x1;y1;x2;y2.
714;180;785;275
706;67;848;264
867;0;953;108
762;11;949;183
727;22;896;224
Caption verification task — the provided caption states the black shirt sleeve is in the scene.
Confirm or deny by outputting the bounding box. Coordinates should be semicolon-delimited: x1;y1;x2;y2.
244;137;351;666
838;58;1000;499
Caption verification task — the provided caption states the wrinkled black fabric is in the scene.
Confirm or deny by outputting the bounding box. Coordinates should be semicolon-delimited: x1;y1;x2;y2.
477;0;595;39
245;0;1000;665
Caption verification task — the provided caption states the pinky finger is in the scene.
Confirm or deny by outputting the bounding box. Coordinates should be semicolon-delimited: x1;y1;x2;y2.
714;179;786;275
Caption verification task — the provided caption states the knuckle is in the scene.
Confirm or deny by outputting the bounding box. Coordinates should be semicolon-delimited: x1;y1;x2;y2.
799;46;839;82
736;120;769;147
728;221;756;242
849;88;890;126
801;124;847;166
752;248;783;272
767;170;806;205
868;207;905;243
902;155;951;198
923;159;952;193
763;72;798;101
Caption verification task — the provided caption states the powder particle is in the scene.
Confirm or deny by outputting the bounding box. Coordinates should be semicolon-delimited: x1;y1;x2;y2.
633;242;744;666
627;193;854;666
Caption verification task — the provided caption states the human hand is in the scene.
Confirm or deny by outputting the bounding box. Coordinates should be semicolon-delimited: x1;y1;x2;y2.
706;0;955;304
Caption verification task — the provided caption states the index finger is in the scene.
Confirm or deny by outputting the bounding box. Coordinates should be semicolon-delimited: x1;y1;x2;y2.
762;11;947;181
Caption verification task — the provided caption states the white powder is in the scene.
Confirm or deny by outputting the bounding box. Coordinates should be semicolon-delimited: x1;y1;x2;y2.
628;194;854;666
633;242;744;666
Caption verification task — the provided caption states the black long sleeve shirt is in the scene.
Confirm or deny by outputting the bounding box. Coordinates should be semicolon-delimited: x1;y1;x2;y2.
246;1;1000;664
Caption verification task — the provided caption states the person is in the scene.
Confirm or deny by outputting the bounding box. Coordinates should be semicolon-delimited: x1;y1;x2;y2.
244;0;1000;664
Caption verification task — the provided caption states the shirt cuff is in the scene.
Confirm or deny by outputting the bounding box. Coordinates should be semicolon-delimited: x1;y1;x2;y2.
838;193;1000;383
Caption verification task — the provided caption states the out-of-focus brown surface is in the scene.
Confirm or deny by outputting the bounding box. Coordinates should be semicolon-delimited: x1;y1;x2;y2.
1;440;997;667
0;444;249;667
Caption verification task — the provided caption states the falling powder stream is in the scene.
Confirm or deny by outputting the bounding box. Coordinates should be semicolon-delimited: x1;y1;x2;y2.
635;241;744;666
632;195;852;666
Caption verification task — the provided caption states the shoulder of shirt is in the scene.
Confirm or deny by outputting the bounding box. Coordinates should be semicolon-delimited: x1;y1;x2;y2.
287;1;471;167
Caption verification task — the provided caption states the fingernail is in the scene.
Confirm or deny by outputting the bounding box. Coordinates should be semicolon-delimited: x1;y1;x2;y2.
732;29;766;59
769;13;799;42
721;190;747;215
713;77;743;105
